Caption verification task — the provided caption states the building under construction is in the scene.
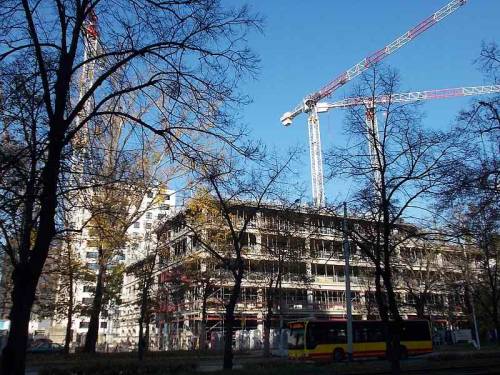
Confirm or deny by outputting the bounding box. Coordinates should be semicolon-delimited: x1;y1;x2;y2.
151;203;468;351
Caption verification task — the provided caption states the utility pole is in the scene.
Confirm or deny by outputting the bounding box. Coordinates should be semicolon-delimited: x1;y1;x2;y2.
342;202;353;361
461;241;481;350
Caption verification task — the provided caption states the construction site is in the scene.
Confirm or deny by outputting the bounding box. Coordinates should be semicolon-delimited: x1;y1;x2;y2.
0;1;498;374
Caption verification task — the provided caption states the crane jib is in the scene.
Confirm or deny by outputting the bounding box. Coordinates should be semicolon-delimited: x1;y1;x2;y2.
281;0;469;209
310;0;467;104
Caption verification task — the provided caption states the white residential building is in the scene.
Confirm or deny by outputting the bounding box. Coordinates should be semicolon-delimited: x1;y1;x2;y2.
45;188;176;348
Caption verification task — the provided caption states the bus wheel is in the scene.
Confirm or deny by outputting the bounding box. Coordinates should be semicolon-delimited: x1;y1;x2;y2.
333;348;345;362
399;346;408;360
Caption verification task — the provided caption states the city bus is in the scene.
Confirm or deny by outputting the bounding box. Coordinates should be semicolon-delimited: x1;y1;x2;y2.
288;320;432;361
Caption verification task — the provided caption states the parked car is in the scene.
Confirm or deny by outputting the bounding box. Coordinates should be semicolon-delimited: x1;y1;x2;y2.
27;341;64;354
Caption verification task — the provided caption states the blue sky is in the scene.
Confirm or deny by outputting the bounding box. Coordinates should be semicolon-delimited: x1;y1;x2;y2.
233;1;499;205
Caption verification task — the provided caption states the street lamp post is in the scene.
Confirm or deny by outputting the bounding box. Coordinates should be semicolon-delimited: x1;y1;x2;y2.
342;202;353;361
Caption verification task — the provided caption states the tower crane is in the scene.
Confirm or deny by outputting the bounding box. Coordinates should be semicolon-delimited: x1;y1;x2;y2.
280;0;468;207
70;7;101;231
322;85;500;192
75;7;100;150
321;85;500;110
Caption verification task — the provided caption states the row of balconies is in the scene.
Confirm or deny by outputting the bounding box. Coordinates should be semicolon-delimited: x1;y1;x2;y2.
159;296;463;319
159;298;367;315
167;241;462;274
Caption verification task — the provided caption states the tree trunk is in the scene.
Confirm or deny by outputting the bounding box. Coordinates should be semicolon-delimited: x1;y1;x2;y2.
1;123;65;374
223;274;242;370
374;267;389;321
494;319;500;345
199;320;207;351
64;250;75;355
145;319;150;352
262;313;272;357
386;320;402;375
200;290;208;351
383;271;402;375
223;305;235;370
263;294;273;357
84;261;106;353
463;283;479;347
415;299;425;320
138;317;145;360
490;286;500;345
1;268;37;375
138;283;148;361
64;290;74;354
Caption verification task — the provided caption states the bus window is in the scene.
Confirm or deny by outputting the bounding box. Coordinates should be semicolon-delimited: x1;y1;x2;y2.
367;326;384;342
306;323;322;349
401;321;431;341
288;326;305;349
354;322;385;343
326;324;346;344
354;327;369;343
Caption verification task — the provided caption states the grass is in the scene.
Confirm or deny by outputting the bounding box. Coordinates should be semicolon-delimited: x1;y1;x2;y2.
26;349;242;366
208;356;500;375
29;347;500;375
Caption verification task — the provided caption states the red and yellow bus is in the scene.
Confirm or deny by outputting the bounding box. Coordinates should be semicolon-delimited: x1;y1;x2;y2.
288;320;432;361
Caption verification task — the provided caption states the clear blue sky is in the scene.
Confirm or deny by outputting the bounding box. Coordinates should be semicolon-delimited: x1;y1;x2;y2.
233;0;500;204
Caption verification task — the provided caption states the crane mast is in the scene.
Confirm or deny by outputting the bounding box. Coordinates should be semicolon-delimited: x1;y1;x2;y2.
280;0;468;208
70;7;101;231
74;7;100;152
308;108;325;207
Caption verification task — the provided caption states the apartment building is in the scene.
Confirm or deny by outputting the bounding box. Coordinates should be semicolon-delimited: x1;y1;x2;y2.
152;203;468;350
115;190;176;349
45;188;176;347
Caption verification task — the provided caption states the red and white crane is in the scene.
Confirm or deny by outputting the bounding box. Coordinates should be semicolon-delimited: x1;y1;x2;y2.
74;6;101;154
280;0;468;207
321;84;500;191
320;85;500;110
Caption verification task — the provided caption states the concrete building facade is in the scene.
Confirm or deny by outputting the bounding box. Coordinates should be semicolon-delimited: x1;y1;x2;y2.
150;204;467;351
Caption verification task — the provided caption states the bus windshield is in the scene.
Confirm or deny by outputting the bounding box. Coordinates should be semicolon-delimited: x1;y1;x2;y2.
288;323;305;349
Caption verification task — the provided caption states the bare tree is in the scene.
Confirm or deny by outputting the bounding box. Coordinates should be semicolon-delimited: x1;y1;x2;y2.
37;238;94;354
0;1;260;372
438;42;499;344
78;113;170;354
326;66;451;374
394;238;446;319
127;252;158;360
257;203;311;357
176;150;296;369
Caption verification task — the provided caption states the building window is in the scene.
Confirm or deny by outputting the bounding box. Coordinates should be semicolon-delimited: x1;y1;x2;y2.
147;191;153;198
158;214;165;220
83;286;95;293
79;322;89;329
86;251;98;259
86;239;99;248
146;212;152;219
160;204;169;211
82;297;94;305
146;222;152;229
100;322;108;329
87;263;99;271
134;222;140;228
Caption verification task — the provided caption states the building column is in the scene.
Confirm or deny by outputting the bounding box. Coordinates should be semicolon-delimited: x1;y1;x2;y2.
255;233;262;254
305;239;314;308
